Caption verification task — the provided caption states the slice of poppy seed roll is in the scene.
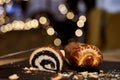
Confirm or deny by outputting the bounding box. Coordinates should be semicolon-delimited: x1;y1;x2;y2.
29;46;64;72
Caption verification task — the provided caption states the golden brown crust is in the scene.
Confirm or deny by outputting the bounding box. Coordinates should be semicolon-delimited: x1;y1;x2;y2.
30;46;64;63
65;42;103;67
64;42;83;61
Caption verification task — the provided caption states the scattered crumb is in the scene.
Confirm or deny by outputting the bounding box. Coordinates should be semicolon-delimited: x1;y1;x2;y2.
79;71;88;76
88;72;98;79
21;66;120;80
8;74;19;80
62;72;73;77
73;74;83;80
25;70;31;73
51;73;63;80
23;67;29;70
29;67;39;70
23;67;40;73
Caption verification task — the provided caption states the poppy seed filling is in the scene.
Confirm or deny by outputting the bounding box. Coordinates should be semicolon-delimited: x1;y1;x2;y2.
31;50;60;71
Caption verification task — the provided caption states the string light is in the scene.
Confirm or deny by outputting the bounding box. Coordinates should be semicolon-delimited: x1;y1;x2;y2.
24;20;32;30
12;20;24;30
58;4;68;15
0;2;87;47
79;15;86;22
77;15;86;28
29;19;39;28
5;23;12;31
0;19;39;33
47;27;55;36
39;16;47;25
0;25;7;33
0;0;11;25
39;15;56;36
0;6;6;25
54;38;61;46
77;20;84;28
66;11;75;20
75;29;83;37
58;4;87;45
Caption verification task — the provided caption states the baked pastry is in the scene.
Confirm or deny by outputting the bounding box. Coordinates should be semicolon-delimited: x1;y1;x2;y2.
65;42;103;67
29;46;63;72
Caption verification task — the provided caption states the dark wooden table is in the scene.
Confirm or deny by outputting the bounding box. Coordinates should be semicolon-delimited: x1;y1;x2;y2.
0;49;120;80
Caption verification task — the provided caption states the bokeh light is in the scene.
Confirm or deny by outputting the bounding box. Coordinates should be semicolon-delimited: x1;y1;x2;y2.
75;29;83;37
12;20;24;30
77;20;84;28
24;20;32;30
39;16;47;25
6;23;12;31
0;25;7;33
54;38;61;46
47;27;55;36
66;11;75;20
79;15;86;22
58;4;68;15
30;19;39;28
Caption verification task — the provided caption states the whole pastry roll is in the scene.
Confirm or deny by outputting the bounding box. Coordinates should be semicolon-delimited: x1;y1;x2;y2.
65;42;103;68
29;46;63;72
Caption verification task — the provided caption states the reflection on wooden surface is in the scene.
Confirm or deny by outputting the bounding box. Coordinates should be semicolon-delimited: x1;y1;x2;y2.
103;49;120;62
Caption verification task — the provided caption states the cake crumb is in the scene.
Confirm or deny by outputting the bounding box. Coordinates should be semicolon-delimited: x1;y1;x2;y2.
88;72;98;79
63;72;73;77
73;74;83;80
8;74;19;80
51;73;63;80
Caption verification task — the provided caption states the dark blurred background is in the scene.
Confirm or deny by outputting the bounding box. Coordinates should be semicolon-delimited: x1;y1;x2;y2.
0;0;120;57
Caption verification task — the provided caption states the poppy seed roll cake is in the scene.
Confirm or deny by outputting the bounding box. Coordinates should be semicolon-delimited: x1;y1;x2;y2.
29;46;64;72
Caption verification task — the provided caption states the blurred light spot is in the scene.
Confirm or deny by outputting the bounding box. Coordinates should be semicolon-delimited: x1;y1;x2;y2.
66;12;74;20
12;20;24;30
6;23;12;31
54;38;61;46
0;18;40;33
58;4;68;15
77;20;84;28
75;29;83;37
4;25;9;32
47;27;55;36
79;15;86;22
0;25;7;33
30;19;39;28
18;21;25;30
24;21;32;30
39;16;47;25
